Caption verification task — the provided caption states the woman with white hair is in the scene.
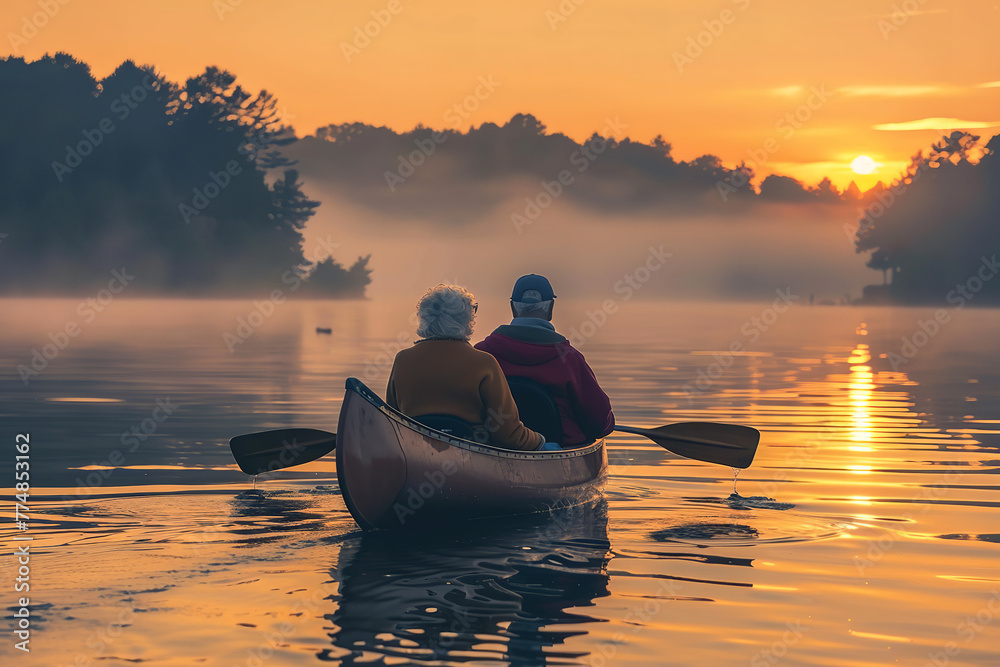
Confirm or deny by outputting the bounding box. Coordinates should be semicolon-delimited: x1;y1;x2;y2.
386;284;547;451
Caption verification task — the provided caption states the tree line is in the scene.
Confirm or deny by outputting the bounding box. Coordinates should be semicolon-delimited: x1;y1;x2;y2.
284;112;875;223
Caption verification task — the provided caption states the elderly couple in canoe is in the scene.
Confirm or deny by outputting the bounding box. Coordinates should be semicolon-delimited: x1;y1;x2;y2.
386;275;615;451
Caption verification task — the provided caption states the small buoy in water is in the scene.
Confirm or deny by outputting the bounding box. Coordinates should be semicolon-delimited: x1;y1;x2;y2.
316;327;332;334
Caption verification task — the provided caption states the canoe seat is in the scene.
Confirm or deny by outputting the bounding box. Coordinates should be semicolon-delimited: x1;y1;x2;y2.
506;376;563;445
415;414;489;443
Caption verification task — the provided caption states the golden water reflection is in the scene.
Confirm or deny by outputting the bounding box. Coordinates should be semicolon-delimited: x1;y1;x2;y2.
849;343;875;445
0;300;998;666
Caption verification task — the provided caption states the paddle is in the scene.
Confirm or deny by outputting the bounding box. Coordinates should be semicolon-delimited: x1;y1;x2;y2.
614;423;759;469
229;421;759;475
229;428;337;475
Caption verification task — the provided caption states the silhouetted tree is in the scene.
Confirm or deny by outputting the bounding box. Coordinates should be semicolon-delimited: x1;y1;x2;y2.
854;131;1000;304
0;54;369;297
866;249;894;285
505;113;547;136
812;177;840;202
300;255;372;297
843;181;863;201
759;175;812;202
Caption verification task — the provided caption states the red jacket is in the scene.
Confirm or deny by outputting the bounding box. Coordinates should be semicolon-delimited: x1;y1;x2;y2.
475;323;614;446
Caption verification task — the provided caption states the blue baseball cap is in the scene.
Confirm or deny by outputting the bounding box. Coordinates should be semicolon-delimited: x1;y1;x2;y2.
511;274;556;303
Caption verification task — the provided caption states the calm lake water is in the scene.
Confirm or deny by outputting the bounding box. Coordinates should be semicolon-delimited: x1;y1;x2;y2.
1;297;998;666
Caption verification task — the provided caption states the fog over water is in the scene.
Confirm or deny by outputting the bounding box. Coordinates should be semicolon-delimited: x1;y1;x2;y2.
299;184;871;303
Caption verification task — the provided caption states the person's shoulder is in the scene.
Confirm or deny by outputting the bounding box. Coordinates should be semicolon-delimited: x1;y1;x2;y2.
394;342;420;358
389;344;419;370
468;343;501;364
473;330;502;350
554;338;581;355
467;345;506;382
554;339;589;363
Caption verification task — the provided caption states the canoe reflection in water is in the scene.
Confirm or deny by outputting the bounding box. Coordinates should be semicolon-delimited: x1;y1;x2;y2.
319;499;612;665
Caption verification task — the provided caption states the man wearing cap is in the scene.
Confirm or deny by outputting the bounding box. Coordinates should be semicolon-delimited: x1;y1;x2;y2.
474;274;615;448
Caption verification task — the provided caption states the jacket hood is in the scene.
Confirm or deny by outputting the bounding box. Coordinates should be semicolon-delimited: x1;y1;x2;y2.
477;327;568;366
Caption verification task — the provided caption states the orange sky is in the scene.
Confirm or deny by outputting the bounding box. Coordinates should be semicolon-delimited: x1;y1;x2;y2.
4;0;999;190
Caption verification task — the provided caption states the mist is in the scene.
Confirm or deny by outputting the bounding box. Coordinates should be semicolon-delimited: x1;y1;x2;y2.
298;181;872;305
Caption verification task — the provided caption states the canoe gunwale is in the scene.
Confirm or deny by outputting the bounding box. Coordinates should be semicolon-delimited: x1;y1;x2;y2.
345;377;604;460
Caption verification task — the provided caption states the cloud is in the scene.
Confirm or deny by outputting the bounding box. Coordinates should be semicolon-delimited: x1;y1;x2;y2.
878;8;949;18
838;85;951;98
770;85;805;97
840;80;1000;97
873;118;1000;131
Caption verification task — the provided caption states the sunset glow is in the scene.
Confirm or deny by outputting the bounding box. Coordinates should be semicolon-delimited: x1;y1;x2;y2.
4;0;999;189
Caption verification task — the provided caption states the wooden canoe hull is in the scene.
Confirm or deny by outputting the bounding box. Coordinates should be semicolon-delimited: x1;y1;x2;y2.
336;378;608;530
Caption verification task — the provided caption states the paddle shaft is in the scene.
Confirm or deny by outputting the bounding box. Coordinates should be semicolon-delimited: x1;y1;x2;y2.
614;425;743;450
231;421;758;474
613;421;758;468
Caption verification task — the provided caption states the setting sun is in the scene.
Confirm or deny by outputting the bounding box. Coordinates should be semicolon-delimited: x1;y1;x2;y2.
850;155;878;175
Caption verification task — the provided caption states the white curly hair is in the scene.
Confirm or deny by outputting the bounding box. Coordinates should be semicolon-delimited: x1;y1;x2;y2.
416;284;477;340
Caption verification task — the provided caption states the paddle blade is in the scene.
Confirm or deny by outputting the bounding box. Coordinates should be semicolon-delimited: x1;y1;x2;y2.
618;422;759;469
229;428;337;475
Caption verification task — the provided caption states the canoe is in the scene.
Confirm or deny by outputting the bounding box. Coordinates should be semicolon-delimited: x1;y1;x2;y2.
335;377;608;530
